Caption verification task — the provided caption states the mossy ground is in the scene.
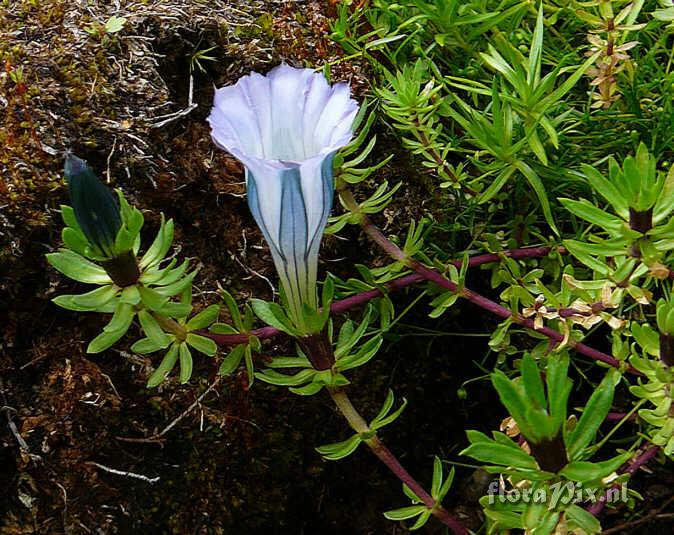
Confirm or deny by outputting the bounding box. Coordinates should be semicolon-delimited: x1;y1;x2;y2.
1;1;671;534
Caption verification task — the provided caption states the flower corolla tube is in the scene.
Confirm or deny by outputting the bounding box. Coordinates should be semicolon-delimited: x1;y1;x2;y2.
208;64;359;326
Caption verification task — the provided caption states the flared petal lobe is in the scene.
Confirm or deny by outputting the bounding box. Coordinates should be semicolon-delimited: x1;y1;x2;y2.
208;65;358;326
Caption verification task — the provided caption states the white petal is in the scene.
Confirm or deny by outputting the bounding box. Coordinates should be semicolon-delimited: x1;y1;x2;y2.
210;64;358;163
268;65;316;159
300;73;333;155
210;85;264;157
238;72;273;158
244;160;288;252
298;153;334;253
313;83;359;153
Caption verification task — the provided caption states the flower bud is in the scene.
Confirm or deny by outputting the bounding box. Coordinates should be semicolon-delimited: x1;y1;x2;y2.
65;152;121;259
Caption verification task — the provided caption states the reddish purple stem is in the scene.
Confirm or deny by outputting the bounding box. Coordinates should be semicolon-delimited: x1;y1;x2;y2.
202;241;641;374
409;262;634;372
369;437;470;534
586;445;660;516
605;412;636;422
203;273;425;345
459;246;562;268
203;248;555;345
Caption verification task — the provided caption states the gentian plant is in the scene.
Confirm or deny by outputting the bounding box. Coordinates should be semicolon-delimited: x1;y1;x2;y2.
461;353;627;533
48;154;217;384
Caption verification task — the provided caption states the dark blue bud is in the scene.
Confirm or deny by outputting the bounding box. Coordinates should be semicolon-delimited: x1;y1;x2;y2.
65;152;121;258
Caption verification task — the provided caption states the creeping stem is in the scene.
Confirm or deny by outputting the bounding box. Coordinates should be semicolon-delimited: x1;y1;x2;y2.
152;313;187;341
337;187;632;373
327;387;469;535
586;444;661;516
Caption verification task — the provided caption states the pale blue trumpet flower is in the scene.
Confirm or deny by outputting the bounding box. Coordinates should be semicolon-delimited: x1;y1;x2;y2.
208;65;359;330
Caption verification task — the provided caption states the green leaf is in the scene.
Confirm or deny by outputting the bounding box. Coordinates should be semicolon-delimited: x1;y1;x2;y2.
481;45;521;89
559;198;624;233
524;503;559;535
209;323;239;335
250;299;296;335
546;354;572;435
86;301;135;353
480;495;525;528
537;51;601;111
479;165;516;205
87;327;126;354
218;344;246;375
371;390;395;426
266;356;312;369
460;441;538;470
559;453;630;483
178;343;193;384
337;335;382;371
255;368;315;386
581;164;629;219
654;164;674;222
492;370;536;440
335;307;372;358
383;505;426;521
120;285;141;305
62;227;90;257
137;310;171;349
147;344;179;387
302;303;327;334
220;290;243;330
105;301;135;333
153;270;197;298
185;333;217;356
46;250;111;284
566;370;617;459
429;291;460;318
409;509;432;530
53;294;115;313
140;216;174;269
68;285;119;309
131;337;164;354
155;301;193;319
244;345;255;387
431;456;442;498
320;276;335;325
142;259;188;286
527;6;544;86
186;304;220;331
521;354;546;409
289;382;325;396
466;429;491;444
114;195;144;254
138;285;169;311
562;240;623;274
60;205;79;229
514;160;558;235
566;504;601;534
371;392;408;430
437;466;455;501
104;15;126;33
316;434;362;460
